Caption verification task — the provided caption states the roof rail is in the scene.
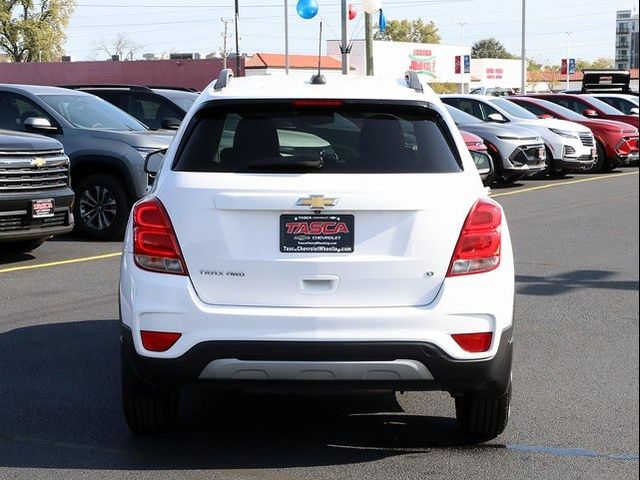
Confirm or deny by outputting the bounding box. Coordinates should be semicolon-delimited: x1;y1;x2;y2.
59;84;153;93
404;71;424;93
214;69;234;91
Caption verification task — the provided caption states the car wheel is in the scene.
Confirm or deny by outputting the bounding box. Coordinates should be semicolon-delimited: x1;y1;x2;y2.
544;147;566;177
455;382;511;442
584;142;607;173
74;173;129;240
2;238;47;254
121;347;179;435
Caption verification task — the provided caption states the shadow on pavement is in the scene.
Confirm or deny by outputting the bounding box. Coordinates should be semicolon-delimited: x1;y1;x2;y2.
0;251;35;266
0;320;487;471
516;269;640;296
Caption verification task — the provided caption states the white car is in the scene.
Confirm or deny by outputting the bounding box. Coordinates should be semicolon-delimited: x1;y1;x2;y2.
441;94;598;175
119;71;515;441
587;94;639;116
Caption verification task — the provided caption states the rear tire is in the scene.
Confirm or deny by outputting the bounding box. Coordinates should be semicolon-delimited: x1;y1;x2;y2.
121;348;179;434
74;173;130;240
455;382;511;442
2;238;47;254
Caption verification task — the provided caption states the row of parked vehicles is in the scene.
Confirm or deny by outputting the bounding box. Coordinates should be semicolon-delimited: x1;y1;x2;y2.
0;79;638;254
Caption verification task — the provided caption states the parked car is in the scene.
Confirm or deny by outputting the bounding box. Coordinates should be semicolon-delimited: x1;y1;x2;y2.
446;104;546;183
469;87;515;97
62;85;199;131
528;94;639;129
441;95;596;176
120;71;515;441
508;96;639;172
0;85;173;240
587;94;639;116
459;129;493;184
0;130;74;253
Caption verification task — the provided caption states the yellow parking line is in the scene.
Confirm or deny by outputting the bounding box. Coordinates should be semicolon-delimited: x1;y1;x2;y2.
0;252;122;275
490;171;639;198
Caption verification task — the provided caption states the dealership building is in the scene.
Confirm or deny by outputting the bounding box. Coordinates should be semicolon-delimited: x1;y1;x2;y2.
327;40;523;92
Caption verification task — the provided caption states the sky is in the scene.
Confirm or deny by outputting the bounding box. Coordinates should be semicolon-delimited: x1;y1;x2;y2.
63;0;637;64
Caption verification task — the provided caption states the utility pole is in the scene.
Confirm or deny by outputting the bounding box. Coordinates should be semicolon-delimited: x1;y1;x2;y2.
221;18;232;69
565;31;571;91
234;0;241;75
458;22;467;93
365;12;374;75
521;0;526;94
340;0;349;75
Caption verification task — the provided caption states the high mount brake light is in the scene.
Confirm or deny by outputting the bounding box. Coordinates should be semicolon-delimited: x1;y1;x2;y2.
133;198;187;275
447;198;502;276
293;100;344;107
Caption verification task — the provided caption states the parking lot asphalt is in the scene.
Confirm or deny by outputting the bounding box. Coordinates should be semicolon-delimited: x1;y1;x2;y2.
0;169;638;480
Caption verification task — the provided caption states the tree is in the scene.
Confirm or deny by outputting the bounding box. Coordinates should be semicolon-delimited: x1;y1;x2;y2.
527;58;543;72
92;33;141;61
0;0;75;62
374;18;440;44
471;38;516;59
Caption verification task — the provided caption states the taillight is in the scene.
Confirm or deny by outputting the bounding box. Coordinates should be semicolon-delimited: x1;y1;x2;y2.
452;332;493;353
133;198;187;275
447;198;502;276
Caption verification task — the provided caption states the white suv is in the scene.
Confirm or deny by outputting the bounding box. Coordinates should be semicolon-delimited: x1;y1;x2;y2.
119;71;515;441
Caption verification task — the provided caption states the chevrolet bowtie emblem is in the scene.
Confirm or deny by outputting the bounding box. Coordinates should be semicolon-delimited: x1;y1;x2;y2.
297;195;338;210
31;158;47;168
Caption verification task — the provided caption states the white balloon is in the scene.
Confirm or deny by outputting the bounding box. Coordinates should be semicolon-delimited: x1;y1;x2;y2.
362;0;382;14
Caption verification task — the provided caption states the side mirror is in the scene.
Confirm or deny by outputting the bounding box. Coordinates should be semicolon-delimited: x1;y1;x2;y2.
629;107;639;116
583;109;599;118
470;150;493;176
161;118;181;130
487;113;507;123
144;149;167;176
24;117;58;133
538;113;555;119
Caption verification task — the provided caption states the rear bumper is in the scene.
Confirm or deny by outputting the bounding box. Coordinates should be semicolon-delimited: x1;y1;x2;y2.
0;188;74;242
121;323;514;396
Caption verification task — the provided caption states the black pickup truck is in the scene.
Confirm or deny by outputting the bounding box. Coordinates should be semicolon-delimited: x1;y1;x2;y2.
0;130;74;253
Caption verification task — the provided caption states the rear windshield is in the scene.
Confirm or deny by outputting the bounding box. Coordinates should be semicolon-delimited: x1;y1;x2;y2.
173;102;462;174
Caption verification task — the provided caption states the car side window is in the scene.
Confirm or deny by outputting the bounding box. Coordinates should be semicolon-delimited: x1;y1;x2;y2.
479;102;502;121
456;100;483;119
518;102;547;117
550;97;574;112
129;93;182;130
0;92;54;132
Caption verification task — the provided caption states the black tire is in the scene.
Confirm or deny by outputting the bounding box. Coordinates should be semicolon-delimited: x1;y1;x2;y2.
584;142;607;173
121;348;179;434
74;173;130;240
545;147;567;177
2;237;47;254
455;382;511;442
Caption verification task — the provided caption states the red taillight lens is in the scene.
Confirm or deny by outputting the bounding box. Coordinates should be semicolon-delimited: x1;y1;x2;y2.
141;331;182;352
452;332;493;353
133;198;187;275
448;198;502;276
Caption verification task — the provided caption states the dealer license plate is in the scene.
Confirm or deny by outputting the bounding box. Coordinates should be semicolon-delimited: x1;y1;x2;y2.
280;214;354;253
32;199;55;219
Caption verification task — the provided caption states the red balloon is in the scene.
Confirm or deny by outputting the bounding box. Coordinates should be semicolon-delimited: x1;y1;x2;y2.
348;3;357;20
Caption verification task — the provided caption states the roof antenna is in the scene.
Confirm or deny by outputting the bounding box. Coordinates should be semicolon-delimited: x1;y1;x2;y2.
311;21;326;85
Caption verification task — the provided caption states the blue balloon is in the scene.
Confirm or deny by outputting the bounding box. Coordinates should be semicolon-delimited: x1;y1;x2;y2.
296;0;319;20
379;10;387;32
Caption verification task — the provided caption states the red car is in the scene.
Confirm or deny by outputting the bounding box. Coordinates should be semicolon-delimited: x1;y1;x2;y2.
528;94;639;129
460;129;493;184
509;96;639;172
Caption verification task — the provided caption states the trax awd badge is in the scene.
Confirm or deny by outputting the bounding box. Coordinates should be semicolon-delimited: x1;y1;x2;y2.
297;195;338;210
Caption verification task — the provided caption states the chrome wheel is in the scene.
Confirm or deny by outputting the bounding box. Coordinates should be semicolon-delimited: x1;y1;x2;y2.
79;185;118;231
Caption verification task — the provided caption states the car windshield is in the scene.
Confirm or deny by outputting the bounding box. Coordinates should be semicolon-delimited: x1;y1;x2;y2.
526;98;586;121
39;94;147;131
585;96;628;115
445;104;482;124
489;98;538;119
158;90;199;112
174;102;462;174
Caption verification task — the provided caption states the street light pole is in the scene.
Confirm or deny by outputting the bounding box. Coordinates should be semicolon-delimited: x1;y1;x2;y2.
234;0;241;75
566;31;571;91
521;0;526;93
458;22;467;93
284;0;290;75
341;0;349;75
